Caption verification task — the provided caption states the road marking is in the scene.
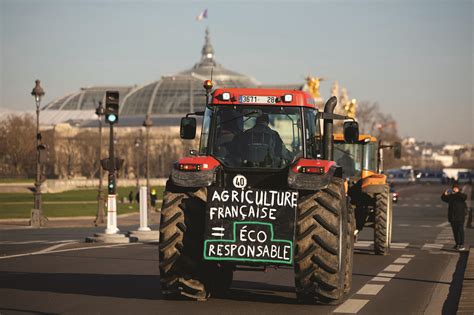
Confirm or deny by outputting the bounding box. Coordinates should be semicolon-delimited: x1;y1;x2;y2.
384;264;405;272
0;243;139;260
333;299;370;313
391;242;409;249
371;276;392;282
401;254;415;258
420;225;431;228
355;241;408;249
357;284;384;295
35;242;77;253
398;224;410;227
436;236;454;240
422;243;444;250
355;241;372;247
377;272;397;278
394;257;411;264
0;240;78;245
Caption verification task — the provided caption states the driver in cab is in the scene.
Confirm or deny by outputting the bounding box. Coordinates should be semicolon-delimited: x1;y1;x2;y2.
234;114;286;167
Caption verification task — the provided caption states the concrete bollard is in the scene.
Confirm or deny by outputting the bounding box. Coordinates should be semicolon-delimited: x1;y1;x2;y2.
105;194;119;234
127;186;160;242
139;186;151;232
85;194;134;243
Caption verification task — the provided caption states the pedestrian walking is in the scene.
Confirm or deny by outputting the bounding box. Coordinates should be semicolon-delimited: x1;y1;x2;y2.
441;184;468;251
150;188;158;208
128;191;134;204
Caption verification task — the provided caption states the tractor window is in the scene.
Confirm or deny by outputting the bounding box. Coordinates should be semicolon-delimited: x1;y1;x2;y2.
199;107;213;154
334;142;363;178
304;108;322;158
211;105;302;169
363;142;377;172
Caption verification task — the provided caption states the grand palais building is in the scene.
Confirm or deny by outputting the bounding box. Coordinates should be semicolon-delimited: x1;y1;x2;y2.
38;29;305;179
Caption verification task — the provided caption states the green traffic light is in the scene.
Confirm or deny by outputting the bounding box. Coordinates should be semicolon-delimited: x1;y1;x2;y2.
107;114;117;123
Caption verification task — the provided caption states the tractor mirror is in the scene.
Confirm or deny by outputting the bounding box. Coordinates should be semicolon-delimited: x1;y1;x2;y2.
180;117;196;139
343;121;359;143
394;142;402;159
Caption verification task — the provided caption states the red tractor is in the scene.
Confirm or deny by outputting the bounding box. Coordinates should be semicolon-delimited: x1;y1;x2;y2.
159;81;358;304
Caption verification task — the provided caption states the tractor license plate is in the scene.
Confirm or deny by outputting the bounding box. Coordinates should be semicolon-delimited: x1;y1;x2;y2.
239;95;277;104
203;187;297;265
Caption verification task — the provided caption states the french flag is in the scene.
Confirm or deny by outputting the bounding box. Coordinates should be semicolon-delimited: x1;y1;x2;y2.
196;9;208;21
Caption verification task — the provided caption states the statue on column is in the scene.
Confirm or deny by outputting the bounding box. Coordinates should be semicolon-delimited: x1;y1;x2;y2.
305;76;324;106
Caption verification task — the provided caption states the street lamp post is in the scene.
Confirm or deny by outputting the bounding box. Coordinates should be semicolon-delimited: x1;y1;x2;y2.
95;101;105;225
31;80;45;227
143;114;153;219
134;137;141;191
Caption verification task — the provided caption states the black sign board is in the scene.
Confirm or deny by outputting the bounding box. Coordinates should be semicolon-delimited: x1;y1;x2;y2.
204;187;297;265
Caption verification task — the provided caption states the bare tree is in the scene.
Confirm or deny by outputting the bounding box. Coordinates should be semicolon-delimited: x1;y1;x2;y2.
76;130;100;178
0;114;36;177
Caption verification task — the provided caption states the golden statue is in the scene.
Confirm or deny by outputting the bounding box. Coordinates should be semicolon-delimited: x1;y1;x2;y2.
344;98;357;118
306;76;324;99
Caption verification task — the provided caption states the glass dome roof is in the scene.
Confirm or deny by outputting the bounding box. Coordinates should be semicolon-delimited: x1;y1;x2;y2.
120;28;259;116
43;28;259;118
44;86;134;111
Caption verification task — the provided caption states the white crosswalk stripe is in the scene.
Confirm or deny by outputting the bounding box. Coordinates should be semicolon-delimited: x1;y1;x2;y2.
353;241;458;251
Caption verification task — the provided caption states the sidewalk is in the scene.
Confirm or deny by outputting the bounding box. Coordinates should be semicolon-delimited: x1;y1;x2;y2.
0;211;161;230
458;248;474;314
457;184;473;314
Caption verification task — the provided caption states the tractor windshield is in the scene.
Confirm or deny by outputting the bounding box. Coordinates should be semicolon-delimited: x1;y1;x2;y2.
334;142;363;178
206;105;303;169
334;141;378;178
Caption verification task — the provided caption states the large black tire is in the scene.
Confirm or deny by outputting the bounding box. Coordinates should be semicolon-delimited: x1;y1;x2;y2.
294;177;351;304
159;181;209;300
374;185;392;255
344;202;355;295
158;181;234;300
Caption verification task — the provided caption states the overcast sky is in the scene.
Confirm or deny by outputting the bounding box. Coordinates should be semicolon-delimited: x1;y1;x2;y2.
0;0;472;143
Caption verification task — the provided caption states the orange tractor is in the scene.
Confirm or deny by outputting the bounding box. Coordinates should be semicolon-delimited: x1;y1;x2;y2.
333;134;401;255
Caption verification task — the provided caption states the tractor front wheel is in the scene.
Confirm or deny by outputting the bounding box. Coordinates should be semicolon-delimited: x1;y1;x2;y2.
374;185;392;255
294;177;352;304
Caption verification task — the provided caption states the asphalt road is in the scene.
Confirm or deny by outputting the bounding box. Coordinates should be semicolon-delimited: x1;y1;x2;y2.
0;184;471;314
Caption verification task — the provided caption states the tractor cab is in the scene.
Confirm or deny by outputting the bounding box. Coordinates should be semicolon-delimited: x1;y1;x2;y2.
334;134;378;180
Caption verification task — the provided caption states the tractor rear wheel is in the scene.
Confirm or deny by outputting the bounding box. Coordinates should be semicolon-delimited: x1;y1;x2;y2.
294;177;352;304
344;203;355;294
374;185;392;255
158;181;209;300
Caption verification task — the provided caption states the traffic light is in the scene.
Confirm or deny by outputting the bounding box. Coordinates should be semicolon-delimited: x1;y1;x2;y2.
105;91;119;124
108;173;116;195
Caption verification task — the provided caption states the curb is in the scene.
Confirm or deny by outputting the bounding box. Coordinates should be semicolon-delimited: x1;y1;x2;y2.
458;248;474;314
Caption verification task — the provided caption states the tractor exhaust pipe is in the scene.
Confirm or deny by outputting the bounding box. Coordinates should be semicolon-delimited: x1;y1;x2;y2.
323;96;338;161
